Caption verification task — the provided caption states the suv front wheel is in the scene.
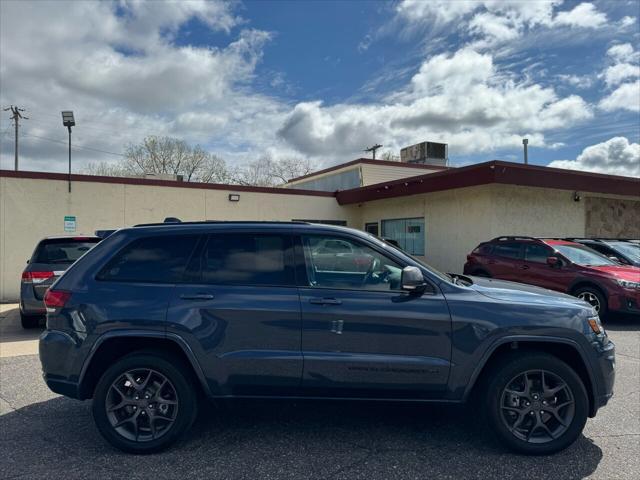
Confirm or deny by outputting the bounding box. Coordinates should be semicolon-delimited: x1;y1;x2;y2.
573;286;608;318
92;351;198;454
484;352;588;455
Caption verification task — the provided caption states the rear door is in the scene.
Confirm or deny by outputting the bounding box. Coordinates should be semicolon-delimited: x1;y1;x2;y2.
166;231;302;396
521;243;558;290
297;233;451;398
488;242;524;282
93;234;200;334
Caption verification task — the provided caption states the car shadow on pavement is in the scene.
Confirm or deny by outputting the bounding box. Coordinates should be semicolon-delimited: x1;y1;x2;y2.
1;396;603;480
603;313;640;332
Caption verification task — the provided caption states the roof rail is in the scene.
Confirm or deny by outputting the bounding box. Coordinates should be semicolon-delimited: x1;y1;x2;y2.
133;220;312;227
491;236;539;242
563;237;596;242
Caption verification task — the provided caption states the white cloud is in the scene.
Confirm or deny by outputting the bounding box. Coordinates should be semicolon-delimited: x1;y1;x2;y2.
395;0;607;48
619;16;637;28
0;0;289;172
557;74;593;89
553;3;607;28
278;48;592;159
607;43;637;63
597;43;640;111
396;0;479;25
0;0;631;174
468;12;520;45
599;81;640;112
548;137;640;177
603;63;640;87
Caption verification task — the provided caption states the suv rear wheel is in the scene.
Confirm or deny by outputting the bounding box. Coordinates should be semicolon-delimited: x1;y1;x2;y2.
92;351;198;454
484;352;588;455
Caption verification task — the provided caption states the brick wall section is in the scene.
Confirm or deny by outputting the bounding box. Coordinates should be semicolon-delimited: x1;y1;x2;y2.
585;197;640;238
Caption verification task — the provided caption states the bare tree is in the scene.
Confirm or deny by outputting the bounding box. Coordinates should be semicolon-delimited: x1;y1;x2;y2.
380;150;400;162
84;136;230;183
232;155;318;186
84;161;129;177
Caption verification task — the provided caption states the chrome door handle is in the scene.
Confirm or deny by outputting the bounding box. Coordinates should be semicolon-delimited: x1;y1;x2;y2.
309;297;342;305
180;293;214;300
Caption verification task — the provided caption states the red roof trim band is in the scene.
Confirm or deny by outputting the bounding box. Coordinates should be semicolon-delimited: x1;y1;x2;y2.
0;169;335;197
3;160;637;203
335;161;640;205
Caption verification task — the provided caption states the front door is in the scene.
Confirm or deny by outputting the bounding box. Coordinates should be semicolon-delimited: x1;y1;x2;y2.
297;234;452;398
166;232;302;396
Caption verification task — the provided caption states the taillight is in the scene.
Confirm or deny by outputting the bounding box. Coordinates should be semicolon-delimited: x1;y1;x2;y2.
22;271;54;284
43;289;72;312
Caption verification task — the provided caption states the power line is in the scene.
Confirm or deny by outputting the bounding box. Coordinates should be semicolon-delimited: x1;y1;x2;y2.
26;109;173;139
21;132;125;157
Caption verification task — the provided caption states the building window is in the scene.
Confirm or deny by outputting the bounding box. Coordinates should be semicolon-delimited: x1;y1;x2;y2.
381;218;425;256
365;222;379;236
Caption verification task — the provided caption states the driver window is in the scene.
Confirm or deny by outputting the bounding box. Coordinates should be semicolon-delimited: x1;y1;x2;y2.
302;235;403;291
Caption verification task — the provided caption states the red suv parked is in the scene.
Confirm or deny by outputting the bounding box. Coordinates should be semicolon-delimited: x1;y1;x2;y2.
463;236;640;318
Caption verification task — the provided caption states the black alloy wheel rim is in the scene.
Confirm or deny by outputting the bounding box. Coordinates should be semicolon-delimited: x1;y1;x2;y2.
105;368;179;442
500;369;575;444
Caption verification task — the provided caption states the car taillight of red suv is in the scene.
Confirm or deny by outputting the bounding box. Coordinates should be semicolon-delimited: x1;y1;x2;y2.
463;236;640;318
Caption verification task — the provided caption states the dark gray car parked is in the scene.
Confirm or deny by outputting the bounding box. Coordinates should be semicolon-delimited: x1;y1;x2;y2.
20;235;100;328
39;222;615;455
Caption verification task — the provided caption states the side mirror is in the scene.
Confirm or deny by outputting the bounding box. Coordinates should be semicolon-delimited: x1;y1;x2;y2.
26;259;30;264
401;266;426;292
546;256;560;267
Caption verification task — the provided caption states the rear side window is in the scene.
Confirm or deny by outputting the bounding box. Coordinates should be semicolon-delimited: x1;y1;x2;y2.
196;234;295;286
34;239;100;264
492;242;522;259
98;235;199;283
473;244;493;255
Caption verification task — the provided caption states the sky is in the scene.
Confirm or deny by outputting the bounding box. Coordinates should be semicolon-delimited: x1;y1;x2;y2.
0;0;639;177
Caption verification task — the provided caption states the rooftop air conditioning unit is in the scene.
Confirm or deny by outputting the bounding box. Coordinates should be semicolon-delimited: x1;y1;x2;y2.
400;141;448;166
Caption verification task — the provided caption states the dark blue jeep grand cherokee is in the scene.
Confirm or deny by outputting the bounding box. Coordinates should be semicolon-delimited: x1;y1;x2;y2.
40;222;615;455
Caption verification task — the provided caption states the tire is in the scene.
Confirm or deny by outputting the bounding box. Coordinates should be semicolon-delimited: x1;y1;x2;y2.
573;286;608;319
20;312;41;329
92;351;198;454
484;352;588;455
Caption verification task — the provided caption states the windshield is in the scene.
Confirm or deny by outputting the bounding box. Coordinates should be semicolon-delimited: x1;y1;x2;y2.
554;244;616;266
367;233;453;283
608;242;640;261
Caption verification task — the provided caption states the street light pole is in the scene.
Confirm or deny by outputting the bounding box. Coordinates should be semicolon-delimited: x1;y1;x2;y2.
61;111;75;193
68;126;72;193
522;138;529;165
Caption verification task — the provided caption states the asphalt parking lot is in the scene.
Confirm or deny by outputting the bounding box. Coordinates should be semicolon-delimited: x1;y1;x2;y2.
0;304;638;480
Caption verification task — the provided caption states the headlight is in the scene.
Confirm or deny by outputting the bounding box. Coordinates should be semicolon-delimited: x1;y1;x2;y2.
587;315;604;335
617;279;640;289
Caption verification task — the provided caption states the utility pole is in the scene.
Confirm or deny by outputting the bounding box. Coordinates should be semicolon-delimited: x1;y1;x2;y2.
3;106;28;171
364;143;383;160
522;138;529;165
